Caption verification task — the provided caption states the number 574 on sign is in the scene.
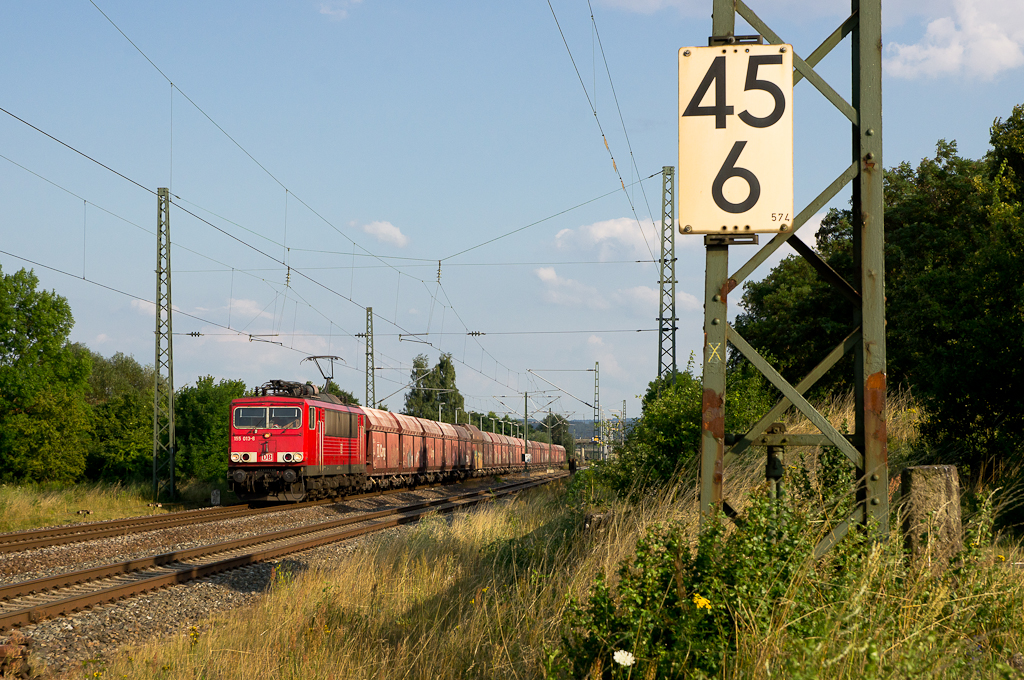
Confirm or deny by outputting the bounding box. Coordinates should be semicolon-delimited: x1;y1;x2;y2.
678;43;793;235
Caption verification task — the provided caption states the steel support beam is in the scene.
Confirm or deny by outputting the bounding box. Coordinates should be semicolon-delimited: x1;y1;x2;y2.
153;188;175;501
698;0;736;524
658;166;677;379
594;361;602;460
853;0;888;534
365;307;375;408
697;0;887;547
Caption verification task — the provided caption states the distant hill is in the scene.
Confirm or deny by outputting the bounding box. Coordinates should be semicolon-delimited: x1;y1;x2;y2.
566;419;635;440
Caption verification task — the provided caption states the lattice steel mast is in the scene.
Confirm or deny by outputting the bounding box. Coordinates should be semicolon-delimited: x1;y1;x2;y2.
658;166;677;379
365;307;375;408
153;188;175;501
593;361;601;460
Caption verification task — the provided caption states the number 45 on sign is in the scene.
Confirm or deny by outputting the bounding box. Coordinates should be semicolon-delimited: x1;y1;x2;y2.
678;42;793;235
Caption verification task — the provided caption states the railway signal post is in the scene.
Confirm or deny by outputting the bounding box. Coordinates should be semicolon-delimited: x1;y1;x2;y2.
685;0;887;554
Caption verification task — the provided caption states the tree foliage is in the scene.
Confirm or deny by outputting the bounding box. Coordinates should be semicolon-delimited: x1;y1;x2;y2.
175;376;248;482
734;104;1024;481
84;351;153;481
600;357;773;496
403;353;464;422
0;267;91;482
322;380;359;405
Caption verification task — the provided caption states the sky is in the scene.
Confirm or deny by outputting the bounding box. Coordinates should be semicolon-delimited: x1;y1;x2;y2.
1;0;1022;427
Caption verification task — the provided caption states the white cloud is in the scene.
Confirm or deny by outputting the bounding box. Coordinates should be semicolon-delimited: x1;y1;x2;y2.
362;220;408;248
678;291;701;311
614;285;658;308
885;0;1024;80
319;0;362;21
130;299;155;317
227;298;276;323
94;333;109;344
585;335;625;378
534;267;608;309
554;217;660;261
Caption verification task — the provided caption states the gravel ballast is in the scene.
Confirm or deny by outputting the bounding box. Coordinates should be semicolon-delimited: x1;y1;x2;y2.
6;471;556;678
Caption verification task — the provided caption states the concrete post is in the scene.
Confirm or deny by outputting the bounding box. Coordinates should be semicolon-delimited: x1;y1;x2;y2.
901;465;962;568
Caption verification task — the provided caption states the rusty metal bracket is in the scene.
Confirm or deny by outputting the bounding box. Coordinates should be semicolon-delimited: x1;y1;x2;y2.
708;34;764;46
704;235;759;246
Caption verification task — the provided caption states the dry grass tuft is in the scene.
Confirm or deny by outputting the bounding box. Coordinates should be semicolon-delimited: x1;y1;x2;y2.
0;482;168;533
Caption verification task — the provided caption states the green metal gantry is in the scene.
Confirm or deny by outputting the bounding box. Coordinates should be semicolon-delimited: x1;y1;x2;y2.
699;0;888;555
658;166;678;379
593;361;602;460
153;188;175;501
365;306;375;408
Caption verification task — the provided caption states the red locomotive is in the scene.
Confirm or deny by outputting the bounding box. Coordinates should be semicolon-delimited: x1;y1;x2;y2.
228;380;566;502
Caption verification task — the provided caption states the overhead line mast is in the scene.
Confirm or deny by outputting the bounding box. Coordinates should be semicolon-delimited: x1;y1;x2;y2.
365;307;375;408
153;188;175;501
658;166;678;380
593;362;601;460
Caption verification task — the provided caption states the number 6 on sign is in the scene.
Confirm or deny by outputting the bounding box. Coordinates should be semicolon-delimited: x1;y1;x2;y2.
678;44;793;234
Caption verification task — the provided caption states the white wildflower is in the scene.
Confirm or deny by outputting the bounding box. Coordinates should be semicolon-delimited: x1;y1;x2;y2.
613;650;635;667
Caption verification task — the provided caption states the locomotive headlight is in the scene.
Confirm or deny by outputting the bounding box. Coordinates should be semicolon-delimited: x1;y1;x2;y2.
263;433;271;439
294;453;303;462
283;453;293;462
230;453;240;462
241;453;252;462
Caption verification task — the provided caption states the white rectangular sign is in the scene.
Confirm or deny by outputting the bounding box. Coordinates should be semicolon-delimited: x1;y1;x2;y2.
678;43;793;235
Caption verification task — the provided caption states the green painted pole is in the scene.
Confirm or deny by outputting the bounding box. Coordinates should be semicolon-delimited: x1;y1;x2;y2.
854;0;889;534
699;0;736;524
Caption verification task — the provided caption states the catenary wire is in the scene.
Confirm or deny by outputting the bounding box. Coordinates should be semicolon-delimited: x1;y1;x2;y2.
544;0;657;262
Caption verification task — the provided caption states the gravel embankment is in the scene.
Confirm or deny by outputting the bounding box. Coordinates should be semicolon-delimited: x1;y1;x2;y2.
6;471;555;678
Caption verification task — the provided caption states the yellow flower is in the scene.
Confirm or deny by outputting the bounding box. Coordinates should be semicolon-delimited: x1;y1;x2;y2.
692;593;711;611
998;554;1006;562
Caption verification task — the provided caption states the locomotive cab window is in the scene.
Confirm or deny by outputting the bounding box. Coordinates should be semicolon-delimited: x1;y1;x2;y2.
234;407;266;429
269;407;302;429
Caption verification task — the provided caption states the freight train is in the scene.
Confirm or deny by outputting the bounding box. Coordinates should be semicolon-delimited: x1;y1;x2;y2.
228;380;566;502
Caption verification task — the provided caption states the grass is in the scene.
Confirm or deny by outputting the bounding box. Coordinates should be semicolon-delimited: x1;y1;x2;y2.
72;468;1024;679
41;391;1024;678
0;478;241;535
0;482;173;533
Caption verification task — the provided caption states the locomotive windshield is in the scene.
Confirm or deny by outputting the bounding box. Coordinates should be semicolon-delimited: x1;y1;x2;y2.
269;407;302;429
233;406;303;429
234;407;266;429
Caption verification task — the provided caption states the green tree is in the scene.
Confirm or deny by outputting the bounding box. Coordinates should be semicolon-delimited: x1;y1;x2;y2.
0;267;91;482
731;208;856;397
321;380;359;405
86;350;153;404
83;351;153;481
175;376;248;481
87;389;152;481
733;115;1024;483
988;103;1024;201
402;353;464;422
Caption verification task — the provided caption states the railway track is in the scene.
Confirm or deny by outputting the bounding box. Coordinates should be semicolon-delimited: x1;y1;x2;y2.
0;473;566;631
0;477;502;554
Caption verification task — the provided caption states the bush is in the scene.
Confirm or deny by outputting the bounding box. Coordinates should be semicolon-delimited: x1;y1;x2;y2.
551;487;1021;679
599;356;773;497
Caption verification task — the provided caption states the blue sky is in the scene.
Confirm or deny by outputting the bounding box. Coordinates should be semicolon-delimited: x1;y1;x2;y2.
1;0;1022;425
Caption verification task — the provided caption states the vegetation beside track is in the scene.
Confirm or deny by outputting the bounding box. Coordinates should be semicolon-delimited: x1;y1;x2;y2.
65;449;1024;680
0;482;174;533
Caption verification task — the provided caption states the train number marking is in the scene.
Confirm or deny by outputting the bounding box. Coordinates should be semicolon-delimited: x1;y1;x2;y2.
234;435;256;442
